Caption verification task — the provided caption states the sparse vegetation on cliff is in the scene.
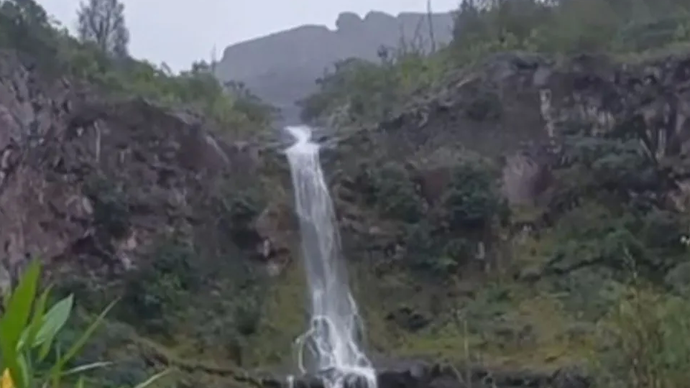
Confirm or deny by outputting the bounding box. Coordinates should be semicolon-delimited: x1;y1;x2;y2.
0;1;277;387
301;0;690;127
293;0;690;387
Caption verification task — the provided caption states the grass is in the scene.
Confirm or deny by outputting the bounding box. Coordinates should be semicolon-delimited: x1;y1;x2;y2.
335;254;597;372
243;261;307;368
384;283;596;370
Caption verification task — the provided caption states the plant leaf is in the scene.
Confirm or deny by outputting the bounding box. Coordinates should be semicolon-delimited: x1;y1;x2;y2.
61;361;112;377
55;299;117;370
37;327;55;362
18;285;52;350
26;285;52;345
1;260;41;345
132;369;173;388
49;346;62;388
0;260;42;388
17;352;31;388
34;294;73;348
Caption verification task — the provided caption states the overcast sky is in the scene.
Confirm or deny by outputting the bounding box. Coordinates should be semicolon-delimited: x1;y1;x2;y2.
37;0;460;72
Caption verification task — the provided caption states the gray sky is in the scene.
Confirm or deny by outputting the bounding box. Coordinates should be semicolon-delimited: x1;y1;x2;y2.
38;0;459;72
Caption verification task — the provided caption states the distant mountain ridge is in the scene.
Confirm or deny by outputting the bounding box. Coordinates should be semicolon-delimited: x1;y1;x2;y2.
215;10;455;125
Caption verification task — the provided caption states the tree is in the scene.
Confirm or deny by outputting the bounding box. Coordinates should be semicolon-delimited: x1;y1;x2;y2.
76;0;129;58
0;0;50;30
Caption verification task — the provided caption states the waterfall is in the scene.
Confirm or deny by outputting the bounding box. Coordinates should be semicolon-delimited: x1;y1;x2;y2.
284;125;376;388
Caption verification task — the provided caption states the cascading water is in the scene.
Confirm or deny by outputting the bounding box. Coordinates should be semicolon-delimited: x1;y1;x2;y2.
284;125;377;388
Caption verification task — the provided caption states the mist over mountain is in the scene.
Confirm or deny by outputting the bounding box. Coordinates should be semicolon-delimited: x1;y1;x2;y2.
215;10;455;125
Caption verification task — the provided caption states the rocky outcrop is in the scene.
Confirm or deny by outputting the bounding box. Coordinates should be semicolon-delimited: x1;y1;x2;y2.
326;50;690;209
216;11;454;125
267;361;590;388
0;50;284;285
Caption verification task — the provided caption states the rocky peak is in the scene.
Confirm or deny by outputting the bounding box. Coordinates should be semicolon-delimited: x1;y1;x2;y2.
216;10;455;125
335;12;361;31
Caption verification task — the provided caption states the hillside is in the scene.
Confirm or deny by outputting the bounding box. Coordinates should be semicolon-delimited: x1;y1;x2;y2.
2;1;690;388
215;11;454;125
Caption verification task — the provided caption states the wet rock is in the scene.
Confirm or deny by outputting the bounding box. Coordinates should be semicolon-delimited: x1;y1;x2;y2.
549;366;591;388
269;360;592;388
385;306;430;332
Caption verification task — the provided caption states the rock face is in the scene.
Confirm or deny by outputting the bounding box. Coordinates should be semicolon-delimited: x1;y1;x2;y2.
325;50;690;209
245;51;690;388
216;11;454;125
261;50;690;386
0;50;280;285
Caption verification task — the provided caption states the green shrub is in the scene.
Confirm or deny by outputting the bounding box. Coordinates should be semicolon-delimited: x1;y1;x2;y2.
120;238;198;332
594;278;690;388
83;175;130;240
441;163;504;232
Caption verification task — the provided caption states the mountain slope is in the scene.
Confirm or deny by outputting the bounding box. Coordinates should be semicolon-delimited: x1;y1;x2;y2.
215;11;454;125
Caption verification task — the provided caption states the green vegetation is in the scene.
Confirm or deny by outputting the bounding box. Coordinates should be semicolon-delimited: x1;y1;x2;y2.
298;52;448;126
57;179;272;368
77;0;129;58
300;0;690;126
450;0;690;58
0;0;276;386
292;0;690;387
0;260;170;388
0;0;275;137
593;270;690;388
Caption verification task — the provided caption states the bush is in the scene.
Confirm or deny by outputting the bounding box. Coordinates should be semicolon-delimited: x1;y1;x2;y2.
353;161;424;223
441;163;504;232
450;0;690;58
400;162;504;275
120;238;199;332
594;276;690;388
298;48;448;126
83;175;131;240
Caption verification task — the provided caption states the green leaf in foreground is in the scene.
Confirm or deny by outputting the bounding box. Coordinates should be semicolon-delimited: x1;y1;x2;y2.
53;298;118;371
0;260;42;388
21;285;52;350
1;261;41;345
34;294;74;348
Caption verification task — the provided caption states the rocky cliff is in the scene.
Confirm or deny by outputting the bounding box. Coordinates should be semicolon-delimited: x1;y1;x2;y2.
216;11;454;125
254;49;690;388
0;50;264;275
0;46;292;387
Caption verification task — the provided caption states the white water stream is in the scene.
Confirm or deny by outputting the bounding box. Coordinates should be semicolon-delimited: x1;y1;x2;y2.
284;125;377;388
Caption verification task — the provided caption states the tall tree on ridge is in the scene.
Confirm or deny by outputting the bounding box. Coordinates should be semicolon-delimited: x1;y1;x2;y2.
76;0;129;58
